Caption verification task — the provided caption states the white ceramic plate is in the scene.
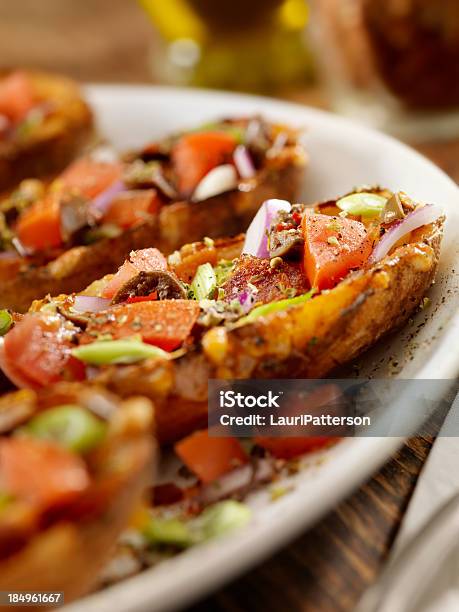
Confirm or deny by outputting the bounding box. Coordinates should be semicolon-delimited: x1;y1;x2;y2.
65;86;459;612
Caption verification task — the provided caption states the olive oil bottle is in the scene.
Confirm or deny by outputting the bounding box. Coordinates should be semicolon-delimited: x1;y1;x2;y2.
140;0;313;93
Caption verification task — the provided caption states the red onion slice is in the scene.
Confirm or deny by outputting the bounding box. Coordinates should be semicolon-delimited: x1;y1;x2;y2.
73;295;111;313
233;145;256;179
370;204;443;263
242;199;291;258
239;290;256;313
89;180;125;218
199;459;274;504
192;164;238;202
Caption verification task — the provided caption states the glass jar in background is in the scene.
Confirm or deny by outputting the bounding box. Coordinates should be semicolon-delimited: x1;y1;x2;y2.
311;0;459;141
140;0;315;94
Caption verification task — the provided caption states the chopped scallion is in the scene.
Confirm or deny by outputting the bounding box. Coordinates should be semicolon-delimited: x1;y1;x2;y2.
236;288;315;326
71;339;170;365
336;192;388;217
197;500;251;540
0;310;12;336
22;405;107;453
191;263;217;301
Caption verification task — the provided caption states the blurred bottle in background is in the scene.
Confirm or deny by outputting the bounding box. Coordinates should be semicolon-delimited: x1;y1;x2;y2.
140;0;314;94
311;0;459;141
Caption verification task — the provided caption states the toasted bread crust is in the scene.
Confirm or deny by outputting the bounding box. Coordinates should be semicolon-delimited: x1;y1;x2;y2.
0;71;93;193
0;383;155;605
96;219;443;444
1;158;305;312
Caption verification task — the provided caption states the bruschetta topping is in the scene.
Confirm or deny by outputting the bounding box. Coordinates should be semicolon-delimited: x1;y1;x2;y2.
57;158;124;200
222;254;309;306
123;160;178;199
171;131;239;197
0;436;90;513
0;383;153;579
101;248;168;299
302;211;373;290
370;204;443;263
242;198;291;258
2;313;75;387
81;300;200;352
103;189;161;230
72;339;171;365
0;190;443;394
112;270;186;304
1;117;300;266
0;72;36;125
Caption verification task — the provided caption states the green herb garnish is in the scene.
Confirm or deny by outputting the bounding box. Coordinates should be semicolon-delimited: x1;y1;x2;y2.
236;288;316;327
336;192;388;217
142;500;251;550
191;263;217;300
214;259;235;287
0;310;13;336
21;405;107;454
71;339;171;365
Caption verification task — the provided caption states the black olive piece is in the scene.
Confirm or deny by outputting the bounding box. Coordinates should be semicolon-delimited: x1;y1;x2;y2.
112;270;187;304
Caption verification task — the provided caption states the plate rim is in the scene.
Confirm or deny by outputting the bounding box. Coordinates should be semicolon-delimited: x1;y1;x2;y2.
65;84;459;612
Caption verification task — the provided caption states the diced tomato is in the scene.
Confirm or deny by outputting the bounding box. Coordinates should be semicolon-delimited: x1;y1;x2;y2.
129;248;168;272
175;430;248;484
0;71;35;123
83;300;200;351
103;189;161;229
58;158;123;199
0;437;89;512
126;292;158;303
292;211;303;225
172;131;237;196
302;211;373;290
170;245;217;283
254;437;332;460
101;262;137;300
3;314;70;387
101;248;168;299
16;194;62;251
65;356;87;382
0;343;39;389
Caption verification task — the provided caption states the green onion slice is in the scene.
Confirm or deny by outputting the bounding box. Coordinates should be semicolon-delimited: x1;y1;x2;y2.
71;339;171;365
236;288;315;327
142;500;251;550
0;310;13;336
143;517;194;548
22;405;107;453
336;192;388;217
191;263;217;301
214;259;235;287
197;500;251;540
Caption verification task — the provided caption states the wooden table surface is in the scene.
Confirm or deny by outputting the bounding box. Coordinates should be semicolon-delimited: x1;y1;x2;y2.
1;2;458;610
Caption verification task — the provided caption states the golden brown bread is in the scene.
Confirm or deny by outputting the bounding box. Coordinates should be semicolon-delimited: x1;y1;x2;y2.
95;218;443;444
0;383;155;607
1;148;304;313
0;70;93;193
